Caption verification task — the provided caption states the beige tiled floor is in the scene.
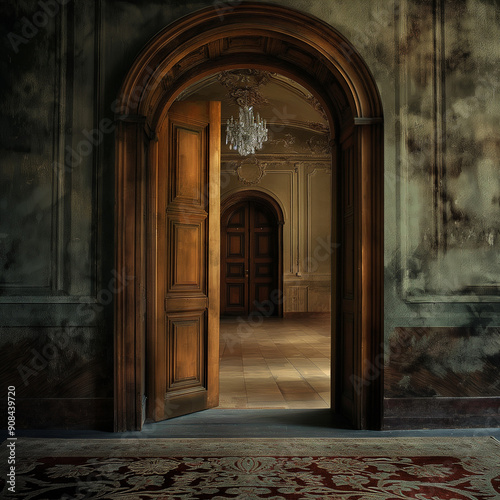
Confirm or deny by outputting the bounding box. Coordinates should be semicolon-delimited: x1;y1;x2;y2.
218;315;331;409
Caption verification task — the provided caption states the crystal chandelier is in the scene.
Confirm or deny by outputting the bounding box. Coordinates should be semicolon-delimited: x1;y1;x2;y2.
226;105;268;156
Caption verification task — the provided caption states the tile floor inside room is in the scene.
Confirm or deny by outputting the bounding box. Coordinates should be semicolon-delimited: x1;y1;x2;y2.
218;314;331;409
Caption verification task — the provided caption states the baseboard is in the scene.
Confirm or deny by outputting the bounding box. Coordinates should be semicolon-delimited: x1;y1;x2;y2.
1;398;113;431
383;397;500;430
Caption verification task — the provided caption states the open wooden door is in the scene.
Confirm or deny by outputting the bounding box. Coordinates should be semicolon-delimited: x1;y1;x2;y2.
150;101;221;421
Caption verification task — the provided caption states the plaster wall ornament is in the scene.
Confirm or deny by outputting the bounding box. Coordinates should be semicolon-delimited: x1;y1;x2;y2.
307;136;332;154
267;133;297;148
231;157;268;185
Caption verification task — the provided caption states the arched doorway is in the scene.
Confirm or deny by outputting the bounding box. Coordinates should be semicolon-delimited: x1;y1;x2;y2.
220;190;284;318
114;3;384;431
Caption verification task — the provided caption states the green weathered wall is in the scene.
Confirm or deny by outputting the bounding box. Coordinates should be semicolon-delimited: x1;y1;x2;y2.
1;0;499;428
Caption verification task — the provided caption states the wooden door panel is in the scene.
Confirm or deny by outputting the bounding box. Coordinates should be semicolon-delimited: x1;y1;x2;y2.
152;101;220;422
227;263;245;277
228;207;245;227
249;204;275;313
255;233;271;256
228;284;245;306
170;126;204;207
167;312;205;393
221;202;249;315
227;233;245;257
255;264;272;277
168;216;206;291
254;284;272;303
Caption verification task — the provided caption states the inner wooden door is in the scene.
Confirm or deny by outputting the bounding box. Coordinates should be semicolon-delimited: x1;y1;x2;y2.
221;200;278;316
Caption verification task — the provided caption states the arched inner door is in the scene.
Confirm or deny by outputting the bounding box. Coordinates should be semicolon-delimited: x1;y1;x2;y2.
221;199;280;317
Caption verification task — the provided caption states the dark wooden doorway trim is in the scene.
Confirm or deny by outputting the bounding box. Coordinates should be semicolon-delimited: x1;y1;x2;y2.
221;190;284;318
114;2;384;431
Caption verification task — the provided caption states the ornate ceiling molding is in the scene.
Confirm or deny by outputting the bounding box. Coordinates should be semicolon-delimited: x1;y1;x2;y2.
217;69;274;107
267;133;296;148
306;95;328;121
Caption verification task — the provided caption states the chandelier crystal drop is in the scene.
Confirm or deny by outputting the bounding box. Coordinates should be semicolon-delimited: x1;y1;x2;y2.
226;105;268;156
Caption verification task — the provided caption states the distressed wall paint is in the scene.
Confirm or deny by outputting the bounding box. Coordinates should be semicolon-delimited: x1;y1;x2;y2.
0;326;113;398
1;0;500;427
397;0;500;298
0;2;57;291
386;327;500;397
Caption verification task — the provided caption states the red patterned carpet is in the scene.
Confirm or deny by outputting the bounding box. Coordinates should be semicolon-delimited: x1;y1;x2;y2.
1;437;499;499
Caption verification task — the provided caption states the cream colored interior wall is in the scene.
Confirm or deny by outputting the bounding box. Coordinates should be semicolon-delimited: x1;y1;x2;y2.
221;153;332;313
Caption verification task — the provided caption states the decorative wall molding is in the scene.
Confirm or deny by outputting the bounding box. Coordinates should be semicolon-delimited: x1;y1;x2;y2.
305;166;333;274
51;1;69;295
229;157;268;185
222;153;331;162
398;0;434;302
294;161;331;171
0;1;101;302
307;135;331;154
396;0;500;303
0;2;71;297
284;274;332;282
267;133;296;148
269;167;297;275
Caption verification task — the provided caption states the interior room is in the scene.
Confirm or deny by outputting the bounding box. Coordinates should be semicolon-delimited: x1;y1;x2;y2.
177;70;333;410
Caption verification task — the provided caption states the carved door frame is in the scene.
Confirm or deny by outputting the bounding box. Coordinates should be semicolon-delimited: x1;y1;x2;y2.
114;2;384;431
221;190;284;318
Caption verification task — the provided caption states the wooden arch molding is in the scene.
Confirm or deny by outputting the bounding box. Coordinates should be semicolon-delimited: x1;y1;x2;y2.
115;2;384;431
